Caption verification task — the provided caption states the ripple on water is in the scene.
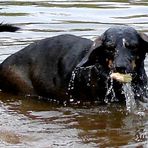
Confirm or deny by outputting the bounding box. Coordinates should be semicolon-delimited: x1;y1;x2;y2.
0;0;148;147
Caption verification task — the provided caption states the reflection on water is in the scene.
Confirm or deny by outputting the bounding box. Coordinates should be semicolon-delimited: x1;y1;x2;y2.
0;0;148;147
0;92;147;147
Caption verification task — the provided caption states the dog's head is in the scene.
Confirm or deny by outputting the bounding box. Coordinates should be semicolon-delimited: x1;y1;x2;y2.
78;26;148;76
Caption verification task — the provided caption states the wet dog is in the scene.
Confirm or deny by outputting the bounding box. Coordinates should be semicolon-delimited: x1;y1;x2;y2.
0;26;148;103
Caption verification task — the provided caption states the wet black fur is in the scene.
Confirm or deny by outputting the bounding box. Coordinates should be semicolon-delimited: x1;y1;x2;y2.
0;26;148;103
0;23;19;32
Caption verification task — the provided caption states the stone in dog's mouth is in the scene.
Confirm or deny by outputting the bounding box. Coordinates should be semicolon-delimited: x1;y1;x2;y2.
110;73;132;83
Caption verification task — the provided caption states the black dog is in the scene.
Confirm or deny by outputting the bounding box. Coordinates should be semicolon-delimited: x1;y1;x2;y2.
0;26;148;103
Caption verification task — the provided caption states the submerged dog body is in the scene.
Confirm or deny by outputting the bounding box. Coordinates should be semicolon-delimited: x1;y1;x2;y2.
0;26;148;103
0;35;93;100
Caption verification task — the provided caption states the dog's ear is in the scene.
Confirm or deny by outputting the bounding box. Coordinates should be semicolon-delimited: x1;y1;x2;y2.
139;32;148;52
77;36;103;67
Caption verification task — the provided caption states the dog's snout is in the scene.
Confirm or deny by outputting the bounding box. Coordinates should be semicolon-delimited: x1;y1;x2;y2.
115;67;127;73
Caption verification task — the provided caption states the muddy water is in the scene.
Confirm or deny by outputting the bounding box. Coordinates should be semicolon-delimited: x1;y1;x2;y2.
0;0;148;147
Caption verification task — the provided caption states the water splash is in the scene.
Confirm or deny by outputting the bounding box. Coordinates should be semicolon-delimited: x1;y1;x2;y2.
67;67;79;100
105;72;137;112
105;72;118;103
67;67;138;112
67;65;97;100
68;69;77;92
122;83;136;113
67;67;118;104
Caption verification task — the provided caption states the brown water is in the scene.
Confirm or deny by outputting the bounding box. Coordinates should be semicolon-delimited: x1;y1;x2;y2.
0;0;148;147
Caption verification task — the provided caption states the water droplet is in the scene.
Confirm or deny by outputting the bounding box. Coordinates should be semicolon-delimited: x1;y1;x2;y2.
87;83;90;87
105;75;116;103
137;93;140;97
70;95;73;98
63;101;67;106
104;97;109;103
77;101;80;104
70;98;74;102
136;111;145;116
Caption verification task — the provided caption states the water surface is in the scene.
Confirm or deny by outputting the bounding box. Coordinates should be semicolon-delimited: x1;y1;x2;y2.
0;0;148;147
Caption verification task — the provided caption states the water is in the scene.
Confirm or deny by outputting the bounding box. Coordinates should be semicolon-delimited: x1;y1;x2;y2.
67;66;94;101
0;0;148;147
122;83;136;112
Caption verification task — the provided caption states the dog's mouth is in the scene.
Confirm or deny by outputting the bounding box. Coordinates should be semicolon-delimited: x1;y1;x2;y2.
110;72;132;83
108;63;134;83
106;58;136;83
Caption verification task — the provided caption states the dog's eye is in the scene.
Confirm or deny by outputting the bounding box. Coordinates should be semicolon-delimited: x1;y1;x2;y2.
125;42;138;50
128;45;138;54
104;41;116;55
105;41;115;48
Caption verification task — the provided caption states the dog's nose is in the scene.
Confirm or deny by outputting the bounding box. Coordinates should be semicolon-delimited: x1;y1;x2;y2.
115;67;127;73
